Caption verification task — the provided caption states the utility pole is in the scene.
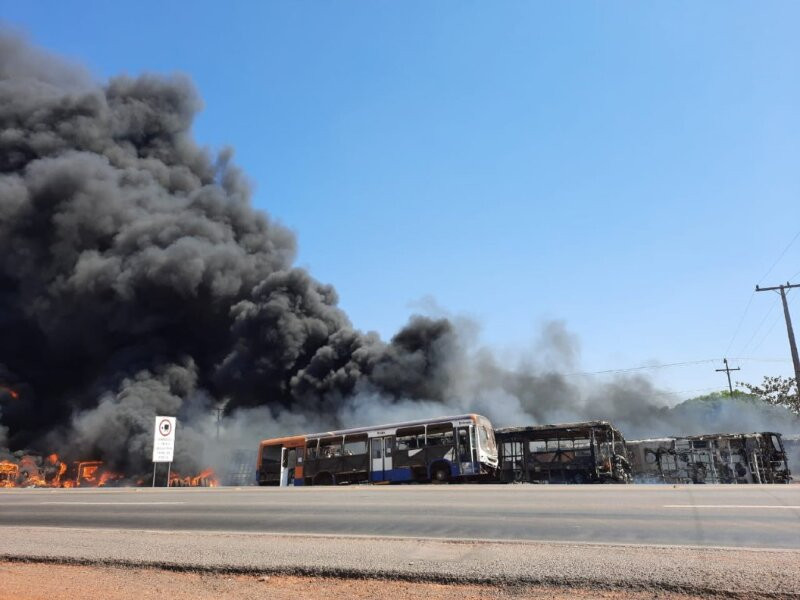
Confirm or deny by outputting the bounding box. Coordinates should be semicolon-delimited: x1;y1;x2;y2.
755;282;800;385
715;358;740;396
214;406;224;441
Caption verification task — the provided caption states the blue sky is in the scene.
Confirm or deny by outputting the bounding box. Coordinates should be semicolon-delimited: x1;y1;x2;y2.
3;2;800;400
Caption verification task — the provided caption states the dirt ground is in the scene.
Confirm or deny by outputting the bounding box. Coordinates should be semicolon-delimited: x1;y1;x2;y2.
0;561;712;600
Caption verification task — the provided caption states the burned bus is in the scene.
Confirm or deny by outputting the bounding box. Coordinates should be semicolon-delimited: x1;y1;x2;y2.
257;414;498;486
627;432;791;484
495;420;632;484
784;434;800;482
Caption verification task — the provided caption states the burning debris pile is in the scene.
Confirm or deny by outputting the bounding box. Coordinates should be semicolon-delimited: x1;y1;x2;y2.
0;451;109;488
0;449;217;488
169;468;217;488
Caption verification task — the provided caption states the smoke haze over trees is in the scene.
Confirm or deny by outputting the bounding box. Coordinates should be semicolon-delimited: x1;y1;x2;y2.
0;31;797;475
739;376;800;416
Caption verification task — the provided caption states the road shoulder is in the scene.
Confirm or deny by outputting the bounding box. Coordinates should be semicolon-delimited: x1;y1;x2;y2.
1;527;798;598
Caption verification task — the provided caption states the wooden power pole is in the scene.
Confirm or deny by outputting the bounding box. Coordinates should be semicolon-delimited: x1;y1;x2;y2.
755;282;800;385
715;358;740;396
214;406;224;441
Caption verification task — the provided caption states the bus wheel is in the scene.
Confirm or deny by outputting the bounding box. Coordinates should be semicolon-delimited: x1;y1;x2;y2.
431;464;450;484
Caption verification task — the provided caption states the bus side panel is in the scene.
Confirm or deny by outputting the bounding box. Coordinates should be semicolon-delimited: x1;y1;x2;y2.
394;443;457;481
307;454;370;484
340;453;369;474
384;467;414;482
425;445;461;478
424;445;456;466
392;450;422;471
304;456;318;482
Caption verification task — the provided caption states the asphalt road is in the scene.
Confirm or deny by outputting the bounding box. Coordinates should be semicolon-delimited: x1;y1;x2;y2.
2;484;799;549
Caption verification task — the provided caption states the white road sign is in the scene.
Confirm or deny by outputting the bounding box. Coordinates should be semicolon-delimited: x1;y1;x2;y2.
152;416;176;463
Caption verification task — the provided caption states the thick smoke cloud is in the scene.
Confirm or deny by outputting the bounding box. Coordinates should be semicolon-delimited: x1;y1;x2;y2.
0;31;797;477
0;31;458;471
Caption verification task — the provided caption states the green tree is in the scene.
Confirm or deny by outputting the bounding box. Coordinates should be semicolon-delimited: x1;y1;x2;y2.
737;376;800;416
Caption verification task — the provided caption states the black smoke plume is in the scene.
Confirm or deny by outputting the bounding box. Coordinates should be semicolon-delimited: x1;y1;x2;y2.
1;31;797;477
0;31;457;473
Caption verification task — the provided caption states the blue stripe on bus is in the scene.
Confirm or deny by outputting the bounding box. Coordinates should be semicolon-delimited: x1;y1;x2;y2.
370;467;415;482
297;461;482;485
371;461;479;482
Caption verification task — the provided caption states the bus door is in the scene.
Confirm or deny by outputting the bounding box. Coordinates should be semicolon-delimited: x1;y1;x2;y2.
279;447;297;487
370;436;394;482
279;447;289;487
456;426;473;476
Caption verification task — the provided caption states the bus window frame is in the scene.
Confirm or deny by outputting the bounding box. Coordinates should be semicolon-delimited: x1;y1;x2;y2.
319;436;344;458
425;422;455;447
343;433;369;456
306;438;319;461
396;426;425;451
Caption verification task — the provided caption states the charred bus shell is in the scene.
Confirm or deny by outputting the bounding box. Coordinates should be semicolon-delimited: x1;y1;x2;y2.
496;421;632;484
627;432;792;484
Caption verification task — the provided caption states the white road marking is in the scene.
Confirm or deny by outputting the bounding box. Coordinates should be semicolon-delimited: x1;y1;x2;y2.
664;505;800;509
38;501;186;505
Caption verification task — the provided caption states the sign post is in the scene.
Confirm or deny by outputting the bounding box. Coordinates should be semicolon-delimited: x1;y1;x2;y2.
152;416;176;487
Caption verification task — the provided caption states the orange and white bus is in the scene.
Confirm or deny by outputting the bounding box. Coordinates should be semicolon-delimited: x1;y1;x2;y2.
257;414;497;486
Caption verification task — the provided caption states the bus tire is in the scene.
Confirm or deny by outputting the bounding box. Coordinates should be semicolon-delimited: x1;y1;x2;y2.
314;473;334;486
431;463;450;484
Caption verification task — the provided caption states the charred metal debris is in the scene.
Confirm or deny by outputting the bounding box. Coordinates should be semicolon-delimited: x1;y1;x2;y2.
626;432;791;484
496;421;632;484
495;422;793;484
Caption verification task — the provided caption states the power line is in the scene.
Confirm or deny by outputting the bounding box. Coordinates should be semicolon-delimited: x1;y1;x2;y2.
724;291;755;356
749;290;800;355
563;359;719;377
755;282;800;384
757;229;800;285
737;296;779;356
749;307;784;355
725;228;800;359
562;356;788;378
650;386;725;398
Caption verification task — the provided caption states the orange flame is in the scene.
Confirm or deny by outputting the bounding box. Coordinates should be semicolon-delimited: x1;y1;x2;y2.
169;467;218;487
76;461;102;485
98;469;124;487
0;461;19;488
0;452;217;488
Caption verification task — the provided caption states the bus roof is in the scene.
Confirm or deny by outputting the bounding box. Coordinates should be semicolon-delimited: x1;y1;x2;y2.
628;431;783;444
306;413;488;439
260;413;488;444
258;435;306;447
496;420;622;436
